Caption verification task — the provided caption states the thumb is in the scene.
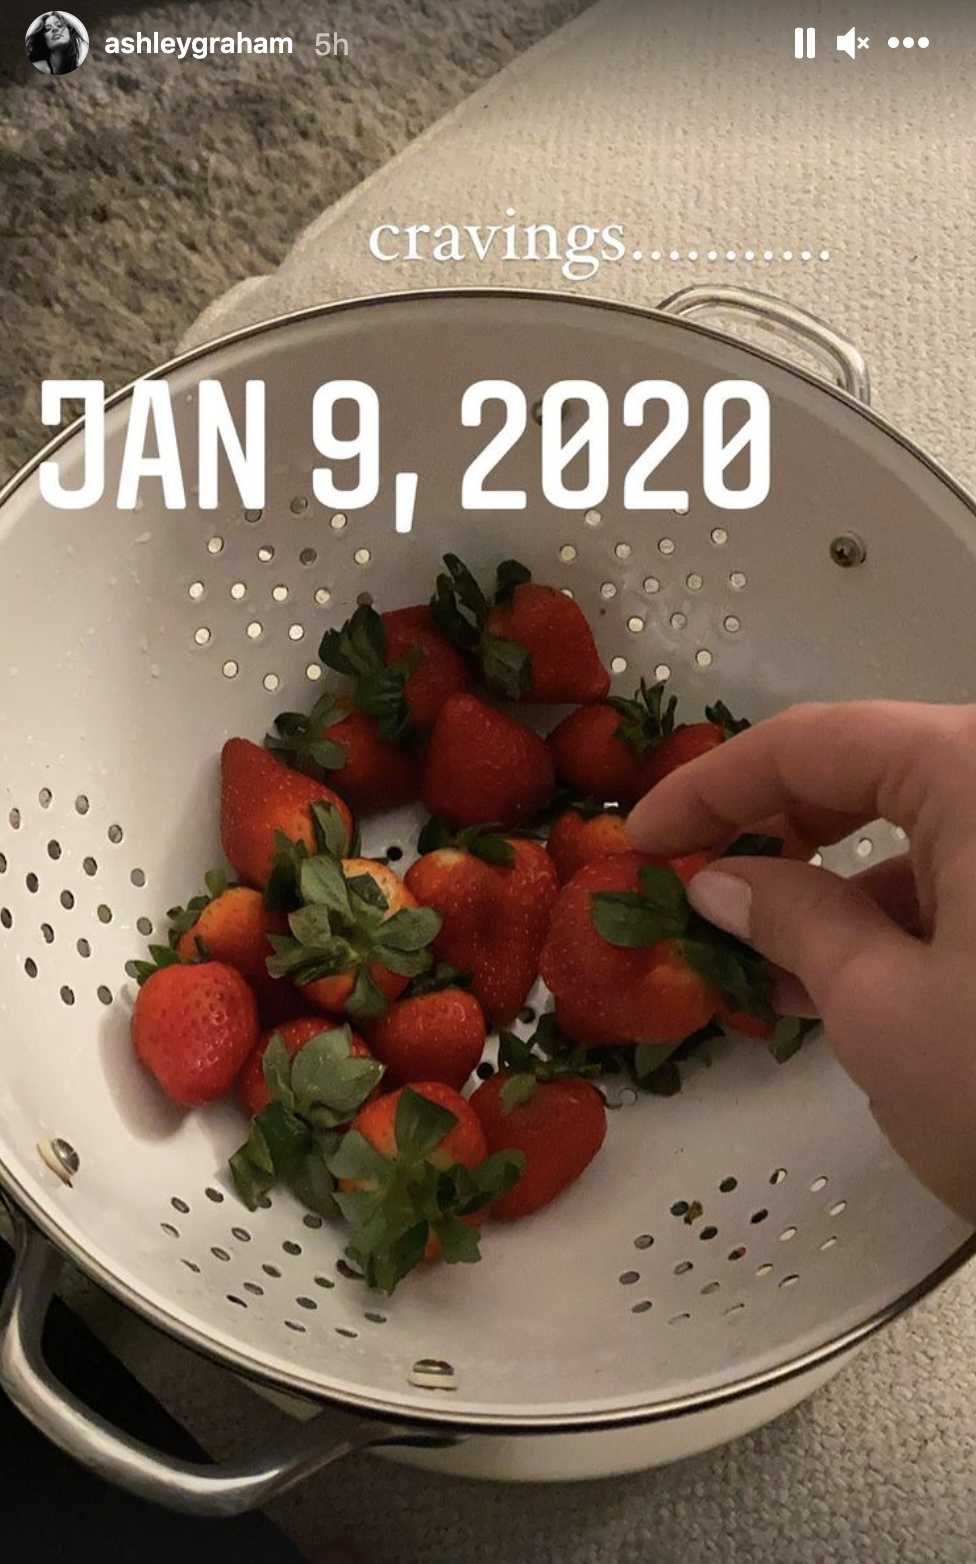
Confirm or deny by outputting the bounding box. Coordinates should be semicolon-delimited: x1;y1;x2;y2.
686;859;919;1013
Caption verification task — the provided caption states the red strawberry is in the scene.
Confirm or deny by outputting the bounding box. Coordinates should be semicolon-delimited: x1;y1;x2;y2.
405;825;558;1026
716;1001;775;1040
431;555;609;704
268;855;441;1022
168;872;290;1019
366;983;486;1093
133;961;259;1107
470;1073;606;1219
238;1014;373;1117
421;694;554;829
638;701;750;793
547;681;677;805
540;854;722;1047
318;601;468;734
546;806;631;883
267;691;420;814
220;739;354;890
330;1083;523;1291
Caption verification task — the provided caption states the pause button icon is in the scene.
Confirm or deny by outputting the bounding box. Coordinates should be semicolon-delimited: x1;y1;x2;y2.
795;26;816;57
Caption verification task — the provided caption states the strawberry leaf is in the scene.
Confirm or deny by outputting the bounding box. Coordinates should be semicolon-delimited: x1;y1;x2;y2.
499;1072;538;1114
131;945;183;986
431;1215;482;1264
704;700;751;738
457;1150;525;1210
319;603;388;681
480;633;531;700
345;873;389;912
405;962;473;997
289;1153;340;1219
266;694;349;776
290;1028;385;1120
299;855;353;918
328;1128;393;1185
609;679;678;757
394;1087;458;1163
262;1033;296;1110
769;1016;818;1063
493;558;532;606
229;1143;276;1211
345;964;391;1021
377;906;442;952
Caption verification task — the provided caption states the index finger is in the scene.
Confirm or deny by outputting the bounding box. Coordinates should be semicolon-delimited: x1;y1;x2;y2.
626;700;975;856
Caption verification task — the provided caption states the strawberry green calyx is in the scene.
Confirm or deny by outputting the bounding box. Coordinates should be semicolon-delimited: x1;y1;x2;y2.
230;1025;384;1215
608;680;678;758
430;553;533;700
129;944;183;987
704;700;751;739
317;604;421;743
496;1013;601;1114
590;864;776;1024
266;692;353;775
264;802;359;911
267;855;442;1020
416;815;517;867
402;961;474;997
166;868;230;949
329;1088;523;1294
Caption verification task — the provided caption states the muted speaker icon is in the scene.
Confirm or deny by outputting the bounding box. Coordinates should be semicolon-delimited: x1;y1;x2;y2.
837;27;856;56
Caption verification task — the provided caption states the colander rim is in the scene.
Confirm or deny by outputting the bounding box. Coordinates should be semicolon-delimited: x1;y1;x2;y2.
2;284;975;1433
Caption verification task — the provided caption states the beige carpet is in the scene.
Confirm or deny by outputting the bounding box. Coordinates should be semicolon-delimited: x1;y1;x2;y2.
0;0;592;484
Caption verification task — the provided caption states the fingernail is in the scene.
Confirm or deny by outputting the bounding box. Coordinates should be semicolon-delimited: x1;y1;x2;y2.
687;870;752;940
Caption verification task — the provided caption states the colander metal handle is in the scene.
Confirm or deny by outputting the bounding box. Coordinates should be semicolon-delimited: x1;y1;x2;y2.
657;286;871;405
0;1215;453;1516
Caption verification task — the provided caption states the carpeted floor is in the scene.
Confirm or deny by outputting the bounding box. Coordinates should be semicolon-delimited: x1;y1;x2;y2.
0;0;592;485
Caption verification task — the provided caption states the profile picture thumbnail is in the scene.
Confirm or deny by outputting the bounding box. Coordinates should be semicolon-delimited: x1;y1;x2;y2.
26;11;89;76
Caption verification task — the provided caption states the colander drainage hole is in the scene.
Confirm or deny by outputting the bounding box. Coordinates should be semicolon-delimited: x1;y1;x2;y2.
756;1263;774;1277
60;986;74;1006
26;873;39;893
232;1227;252;1243
750;1209;768;1225
284;1321;306;1334
779;1274;800;1289
0;853;6;873
728;1247;746;1262
314;1275;335;1290
619;1271;640;1285
107;824;124;845
674;1261;693;1275
337;1260;364;1282
136;917;152;936
670;1201;689;1217
770;1168;788;1186
700;1281;721;1295
633;1234;654;1250
335;1327;358;1339
296;1297;317;1311
205;1186;225;1204
302;1214;322;1230
47;840;61;861
8;808;20;829
631;1300;652;1315
820;1236;838;1251
385;845;403;862
211;1247;231;1262
829;1200;847;1216
668;1313;691;1325
182;1260;201;1273
160;1223;179;1238
83;857;97;876
262;1264;282;1279
476;1062;494;1080
0;909;10;929
171;1197;190;1214
60;891;74;909
810;1175;828;1192
24;958;38;978
227;1295;247;1308
130;868;146;888
699;1226;718;1241
38;788;52;808
282;1240;302;1256
243;1282;264;1296
779;1226;798;1242
40;923;54;943
724;1302;746;1317
364;1311;387;1325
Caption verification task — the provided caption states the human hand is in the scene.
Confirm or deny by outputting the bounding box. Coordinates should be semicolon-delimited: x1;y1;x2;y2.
627;701;976;1224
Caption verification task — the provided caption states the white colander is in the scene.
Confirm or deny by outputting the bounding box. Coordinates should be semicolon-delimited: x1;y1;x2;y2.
1;286;973;1512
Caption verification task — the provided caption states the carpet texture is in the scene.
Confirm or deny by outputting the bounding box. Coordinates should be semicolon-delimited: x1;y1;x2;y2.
0;0;593;484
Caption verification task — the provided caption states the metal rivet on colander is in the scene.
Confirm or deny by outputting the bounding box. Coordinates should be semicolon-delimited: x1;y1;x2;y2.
829;533;867;568
409;1359;458;1392
37;1137;79;1185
